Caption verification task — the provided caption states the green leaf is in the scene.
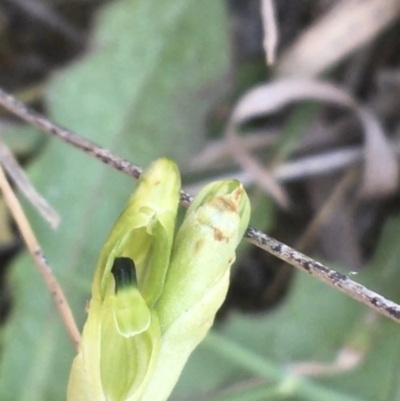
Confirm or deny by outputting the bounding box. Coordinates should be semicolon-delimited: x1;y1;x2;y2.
47;0;229;168
0;1;229;400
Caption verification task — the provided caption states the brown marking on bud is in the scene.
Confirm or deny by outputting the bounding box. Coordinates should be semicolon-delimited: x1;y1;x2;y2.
213;228;229;242
210;196;238;213
194;238;205;254
232;186;243;204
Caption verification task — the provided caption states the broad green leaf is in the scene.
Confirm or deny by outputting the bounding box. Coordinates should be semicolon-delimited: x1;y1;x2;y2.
0;1;230;400
47;0;229;168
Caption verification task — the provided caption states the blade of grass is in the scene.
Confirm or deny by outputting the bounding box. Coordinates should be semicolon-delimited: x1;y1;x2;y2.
204;331;366;401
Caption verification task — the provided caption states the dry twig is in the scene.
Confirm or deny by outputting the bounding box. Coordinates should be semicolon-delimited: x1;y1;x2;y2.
0;164;80;349
0;88;400;325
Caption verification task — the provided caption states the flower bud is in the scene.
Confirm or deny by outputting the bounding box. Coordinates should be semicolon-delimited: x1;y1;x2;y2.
140;181;251;401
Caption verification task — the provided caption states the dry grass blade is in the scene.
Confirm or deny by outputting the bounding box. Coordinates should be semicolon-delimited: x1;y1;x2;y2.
0;137;60;228
293;169;359;254
290;346;363;376
185;139;397;196
276;0;400;77
185;139;389;193
261;0;278;65
226;124;288;207
0;164;80;349
227;78;398;199
0;86;400;325
274;144;362;182
187;130;278;174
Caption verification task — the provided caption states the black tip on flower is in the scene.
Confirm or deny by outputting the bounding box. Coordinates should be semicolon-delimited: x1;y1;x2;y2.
111;257;137;292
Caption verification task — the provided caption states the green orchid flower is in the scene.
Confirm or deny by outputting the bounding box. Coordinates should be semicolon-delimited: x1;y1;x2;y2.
67;159;251;401
67;158;180;401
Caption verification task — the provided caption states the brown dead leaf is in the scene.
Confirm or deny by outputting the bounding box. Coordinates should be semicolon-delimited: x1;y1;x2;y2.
276;0;400;77
226;78;398;202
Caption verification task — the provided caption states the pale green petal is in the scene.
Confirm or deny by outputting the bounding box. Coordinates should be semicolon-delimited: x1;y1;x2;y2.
104;255;152;337
110;289;151;337
100;310;160;401
68;298;161;401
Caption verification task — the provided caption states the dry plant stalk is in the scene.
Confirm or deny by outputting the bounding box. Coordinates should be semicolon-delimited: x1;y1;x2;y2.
261;0;278;65
0;87;400;327
0;164;80;349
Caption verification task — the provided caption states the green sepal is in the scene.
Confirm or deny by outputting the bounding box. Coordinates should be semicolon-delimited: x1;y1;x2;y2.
67;299;161;401
100;309;160;401
157;190;242;330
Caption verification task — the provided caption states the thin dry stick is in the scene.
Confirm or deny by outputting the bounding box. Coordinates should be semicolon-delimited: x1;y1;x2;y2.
245;227;400;323
0;88;195;205
0;137;60;228
0;165;80;349
0;88;400;325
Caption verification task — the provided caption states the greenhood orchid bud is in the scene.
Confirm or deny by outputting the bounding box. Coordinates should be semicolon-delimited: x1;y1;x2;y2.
139;180;250;401
67;160;251;401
